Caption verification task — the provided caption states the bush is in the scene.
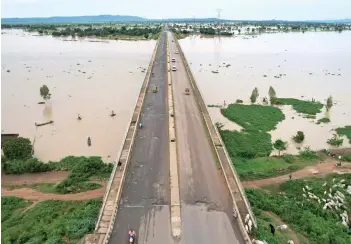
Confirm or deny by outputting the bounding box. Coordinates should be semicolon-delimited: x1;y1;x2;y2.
276;98;323;115
236;99;243;104
327;134;343;147
246;175;351;244
250;87;259;103
299;147;318;160
1;197;102;243
341;154;351;162
3;137;32;160
317;117;330;124
282;154;295;163
292;131;305;143
336;126;351;143
2;158;52;174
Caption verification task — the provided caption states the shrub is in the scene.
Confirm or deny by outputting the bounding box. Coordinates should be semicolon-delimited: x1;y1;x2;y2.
1;197;101;243
3;137;32;160
317;117;330;124
326;95;333;110
236;99;243;104
341;154;351;162
2;158;52;174
293;131;305;143
327;134;343;147
298;147;318;160
282;154;295;164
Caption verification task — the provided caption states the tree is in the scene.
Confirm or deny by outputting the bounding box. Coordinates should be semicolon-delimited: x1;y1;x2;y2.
326;96;333;110
250;87;259;103
274;139;287;156
40;85;50;101
293;131;305;143
3;137;33;160
268;86;277;104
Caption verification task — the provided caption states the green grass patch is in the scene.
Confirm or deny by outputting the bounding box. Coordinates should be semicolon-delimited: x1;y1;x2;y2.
246;174;351;244
277;98;323;115
234;155;316;180
221;104;285;132
316;117;330;124
341;154;351;162
1;196;102;244
2;156;113;194
336;126;351;143
220;129;273;158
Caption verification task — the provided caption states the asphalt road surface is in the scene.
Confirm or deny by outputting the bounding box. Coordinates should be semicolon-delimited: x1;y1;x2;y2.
168;32;246;244
109;31;175;244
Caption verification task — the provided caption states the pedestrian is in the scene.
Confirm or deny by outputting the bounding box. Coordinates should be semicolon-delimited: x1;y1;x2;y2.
232;208;238;218
289;173;292;180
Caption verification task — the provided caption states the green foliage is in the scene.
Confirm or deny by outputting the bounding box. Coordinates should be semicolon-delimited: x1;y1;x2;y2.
1;197;102;244
3;137;33;160
268;86;277;104
221;104;285;132
236;99;243;104
298;147;318;160
220;130;273;159
246;174;351;244
327;134;344;147
1;196;32;222
273;139;287;155
293;131;305;143
303;115;316;119
277;98;323;115
235;157;302;180
316;117;330;124
282;154;295;164
250;87;259;103
341;154;351;162
326;95;333;110
336;126;351;143
40;85;50;100
2;158;52;174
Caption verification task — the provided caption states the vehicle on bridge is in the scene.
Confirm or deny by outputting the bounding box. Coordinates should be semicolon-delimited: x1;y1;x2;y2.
175;50;179;54
171;58;176;62
153;86;158;93
185;88;190;95
172;65;177;71
128;229;136;243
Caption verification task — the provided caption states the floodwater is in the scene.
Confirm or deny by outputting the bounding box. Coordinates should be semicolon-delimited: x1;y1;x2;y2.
179;31;351;154
1;29;155;162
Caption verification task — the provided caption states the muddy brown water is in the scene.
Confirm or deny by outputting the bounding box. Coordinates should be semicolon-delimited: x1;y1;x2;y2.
179;32;351;154
1;29;156;162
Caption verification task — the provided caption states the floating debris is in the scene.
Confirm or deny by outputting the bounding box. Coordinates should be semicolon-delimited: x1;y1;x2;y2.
263;75;267;77
211;70;219;74
6;69;10;73
225;64;231;68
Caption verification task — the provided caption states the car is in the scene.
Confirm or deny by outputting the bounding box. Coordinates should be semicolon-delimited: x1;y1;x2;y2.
171;58;176;63
175;50;179;54
171;66;177;71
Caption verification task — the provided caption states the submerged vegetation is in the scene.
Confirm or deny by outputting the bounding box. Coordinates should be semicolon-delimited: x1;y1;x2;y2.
317;117;330;124
1;196;102;244
247;174;351;244
336;126;351;143
2;23;162;40
276;98;324;115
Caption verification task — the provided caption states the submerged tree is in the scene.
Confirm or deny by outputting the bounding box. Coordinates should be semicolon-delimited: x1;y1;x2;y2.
274;139;287;156
40;85;50;101
268;86;277;104
326;96;333;110
250;87;259;103
293;131;305;143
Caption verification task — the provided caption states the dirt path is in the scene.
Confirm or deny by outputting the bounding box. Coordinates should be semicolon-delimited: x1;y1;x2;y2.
1;187;105;200
243;158;351;188
2;171;70;185
264;211;300;244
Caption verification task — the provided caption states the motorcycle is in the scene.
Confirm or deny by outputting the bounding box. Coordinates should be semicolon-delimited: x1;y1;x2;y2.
128;231;136;244
139;121;143;129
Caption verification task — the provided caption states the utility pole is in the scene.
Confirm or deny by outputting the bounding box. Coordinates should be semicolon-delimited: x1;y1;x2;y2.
193;15;196;34
216;9;223;36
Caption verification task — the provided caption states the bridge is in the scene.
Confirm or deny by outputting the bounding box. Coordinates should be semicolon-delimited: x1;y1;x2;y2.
85;30;255;244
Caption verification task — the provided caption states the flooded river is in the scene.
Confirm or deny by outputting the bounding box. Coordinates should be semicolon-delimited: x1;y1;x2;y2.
1;30;155;162
180;31;351;154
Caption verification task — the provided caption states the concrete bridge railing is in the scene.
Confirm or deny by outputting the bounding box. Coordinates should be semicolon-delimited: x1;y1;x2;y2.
172;33;256;243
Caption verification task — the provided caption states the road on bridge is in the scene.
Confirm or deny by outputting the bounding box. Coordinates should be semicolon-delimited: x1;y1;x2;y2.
168;32;246;244
110;31;175;244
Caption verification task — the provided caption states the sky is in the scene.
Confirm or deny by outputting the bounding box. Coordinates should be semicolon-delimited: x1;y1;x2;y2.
1;0;351;20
